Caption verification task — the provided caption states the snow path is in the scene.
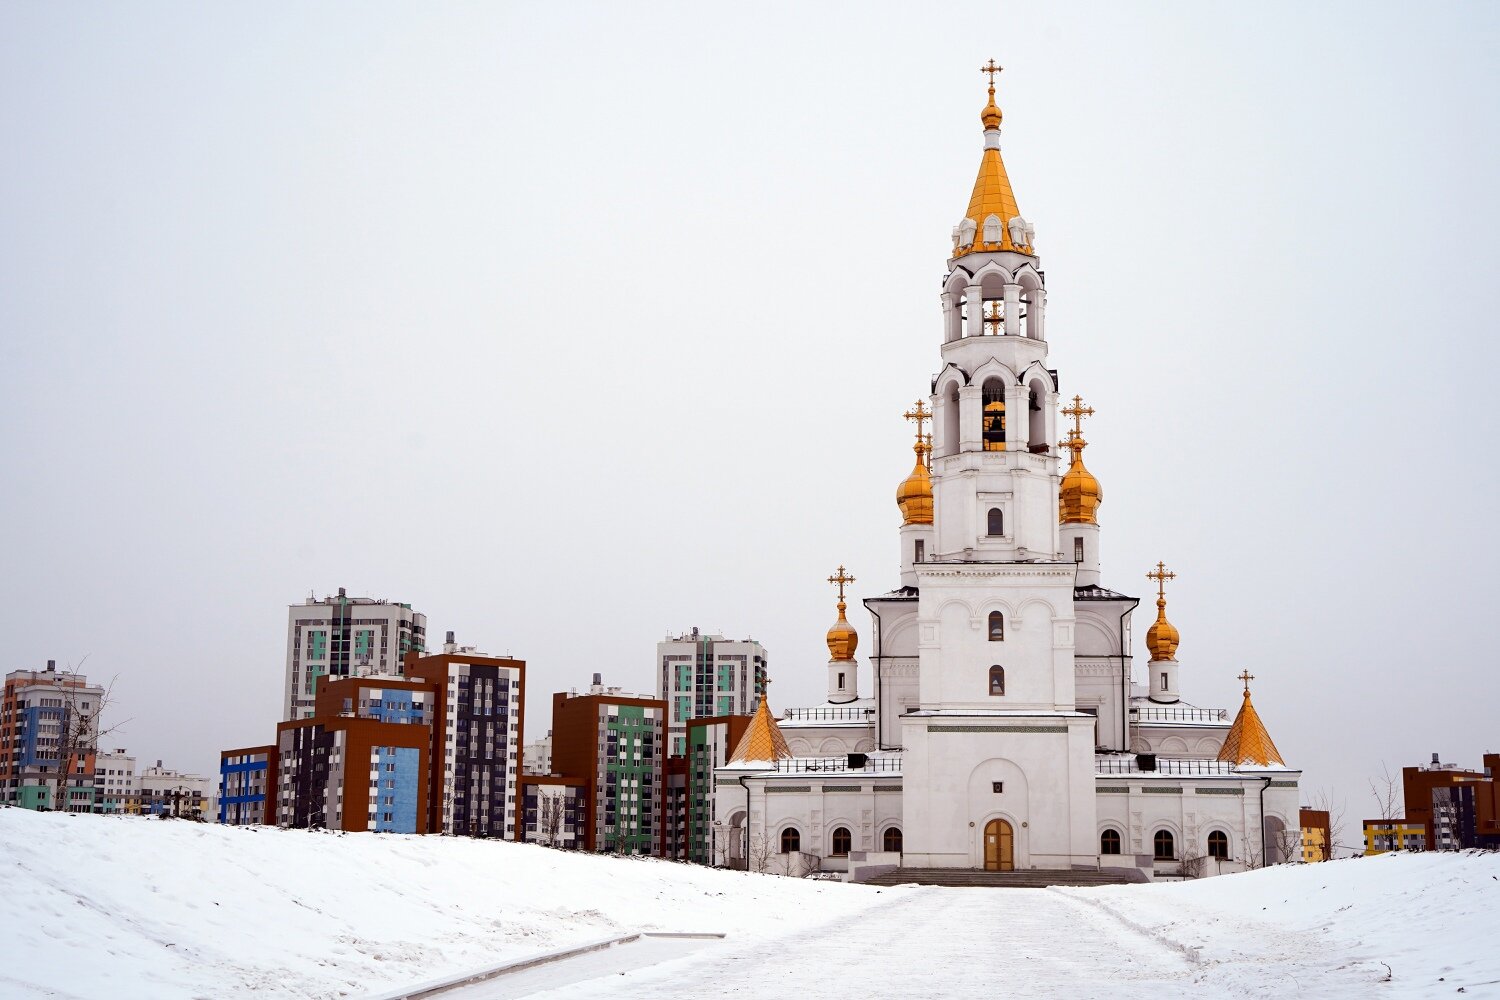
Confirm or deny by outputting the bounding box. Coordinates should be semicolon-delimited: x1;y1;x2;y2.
525;887;1200;999
437;937;719;999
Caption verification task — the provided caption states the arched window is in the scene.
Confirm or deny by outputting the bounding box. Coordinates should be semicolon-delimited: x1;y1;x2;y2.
831;826;852;856
1100;829;1122;855
982;380;1006;451
1207;830;1229;860
883;827;903;853
1027;381;1047;453
988;665;1005;697
988;611;1004;641
939;383;960;458
1153;830;1175;860
987;508;1004;536
780;827;801;854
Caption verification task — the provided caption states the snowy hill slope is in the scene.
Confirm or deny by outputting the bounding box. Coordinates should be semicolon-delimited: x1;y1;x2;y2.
0;811;895;999
4;809;1497;999
1064;851;1500;997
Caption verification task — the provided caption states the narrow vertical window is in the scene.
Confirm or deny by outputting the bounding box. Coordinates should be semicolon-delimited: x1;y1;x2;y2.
1160;672;1168;688
837;672;845;688
914;539;925;563
988;611;1004;641
988;508;1004;536
988;665;1005;696
982;381;1006;450
1074;537;1084;563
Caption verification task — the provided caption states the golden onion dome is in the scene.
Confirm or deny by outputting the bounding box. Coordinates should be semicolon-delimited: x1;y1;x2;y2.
896;441;934;525
826;600;858;661
981;85;1003;129
1058;440;1102;524
1146;598;1180;662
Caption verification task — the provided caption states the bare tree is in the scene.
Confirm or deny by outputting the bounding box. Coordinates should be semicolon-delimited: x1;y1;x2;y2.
1178;841;1207;879
537;791;565;847
1309;788;1346;860
1274;825;1304;865
46;666;124;815
1369;761;1402;821
747;833;774;874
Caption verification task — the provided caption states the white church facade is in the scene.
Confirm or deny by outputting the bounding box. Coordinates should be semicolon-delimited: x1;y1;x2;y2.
714;69;1300;882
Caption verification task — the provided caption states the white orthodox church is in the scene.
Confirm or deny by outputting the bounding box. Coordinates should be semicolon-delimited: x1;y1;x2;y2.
714;71;1301;882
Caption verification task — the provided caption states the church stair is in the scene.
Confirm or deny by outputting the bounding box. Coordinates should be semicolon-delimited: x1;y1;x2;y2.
859;867;1146;888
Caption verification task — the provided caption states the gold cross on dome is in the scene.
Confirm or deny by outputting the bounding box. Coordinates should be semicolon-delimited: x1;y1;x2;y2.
1061;395;1095;437
828;565;856;602
903;400;931;441
1146;561;1176;600
981;60;1003;86
922;432;933;468
1237;670;1255;694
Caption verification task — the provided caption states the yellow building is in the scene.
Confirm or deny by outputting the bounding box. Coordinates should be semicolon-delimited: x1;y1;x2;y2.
1362;820;1426;854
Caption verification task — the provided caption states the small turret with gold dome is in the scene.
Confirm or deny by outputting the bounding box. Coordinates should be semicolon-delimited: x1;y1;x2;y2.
825;565;858;661
896;401;933;526
1145;561;1180;661
1217;672;1286;768
1059;395;1103;525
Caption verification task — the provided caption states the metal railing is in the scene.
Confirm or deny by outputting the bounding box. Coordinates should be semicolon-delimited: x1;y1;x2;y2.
1095;757;1238;776
782;706;875;722
1130;706;1228;724
774;755;903;774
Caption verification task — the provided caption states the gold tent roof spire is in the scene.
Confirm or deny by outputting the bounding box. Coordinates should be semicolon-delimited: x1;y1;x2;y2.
1058;395;1103;524
728;683;793;765
897;401;934;525
1216;672;1286;768
1145;561;1180;662
825;565;858;661
954;59;1031;258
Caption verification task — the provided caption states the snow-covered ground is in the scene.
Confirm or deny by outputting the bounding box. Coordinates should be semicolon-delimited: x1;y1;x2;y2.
3;809;1496;999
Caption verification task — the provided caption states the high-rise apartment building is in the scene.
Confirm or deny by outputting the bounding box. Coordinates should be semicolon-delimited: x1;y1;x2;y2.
262;638;526;837
551;675;664;854
96;748;138;814
656;628;766;757
219;746;276;825
0;662;105;812
283;587;427;721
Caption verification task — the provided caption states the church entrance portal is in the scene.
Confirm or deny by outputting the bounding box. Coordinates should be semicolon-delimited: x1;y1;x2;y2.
983;819;1014;871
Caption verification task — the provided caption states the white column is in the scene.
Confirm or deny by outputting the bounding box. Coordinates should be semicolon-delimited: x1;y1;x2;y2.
958;385;983;453
1003;283;1021;337
940;293;957;343
1149;659;1180;704
1029;287;1047;341
965;282;985;338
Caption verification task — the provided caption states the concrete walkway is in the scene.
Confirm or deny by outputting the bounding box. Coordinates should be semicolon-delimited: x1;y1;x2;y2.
519;888;1201;999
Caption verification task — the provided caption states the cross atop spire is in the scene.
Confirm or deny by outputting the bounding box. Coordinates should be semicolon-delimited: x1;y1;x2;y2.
1146;561;1176;600
1237;670;1255;694
981;59;1003;87
1062;394;1095;438
827;565;856;603
903;400;930;441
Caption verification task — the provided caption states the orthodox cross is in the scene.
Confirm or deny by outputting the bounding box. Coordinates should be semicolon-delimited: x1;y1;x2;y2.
922;432;933;468
1061;394;1095;437
983;300;1004;336
1237;670;1255;694
828;566;856;603
1146;561;1176;600
981;60;1003;86
903;400;930;441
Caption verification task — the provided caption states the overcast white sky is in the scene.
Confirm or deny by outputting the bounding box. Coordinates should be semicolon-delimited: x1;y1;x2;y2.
3;3;1496;848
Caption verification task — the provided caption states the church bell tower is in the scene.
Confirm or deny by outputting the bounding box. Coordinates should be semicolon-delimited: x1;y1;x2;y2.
898;63;1098;871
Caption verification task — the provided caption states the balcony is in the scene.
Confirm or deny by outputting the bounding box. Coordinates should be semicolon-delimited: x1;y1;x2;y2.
781;706;874;723
1130;706;1228;725
1095;756;1238;776
773;754;902;774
